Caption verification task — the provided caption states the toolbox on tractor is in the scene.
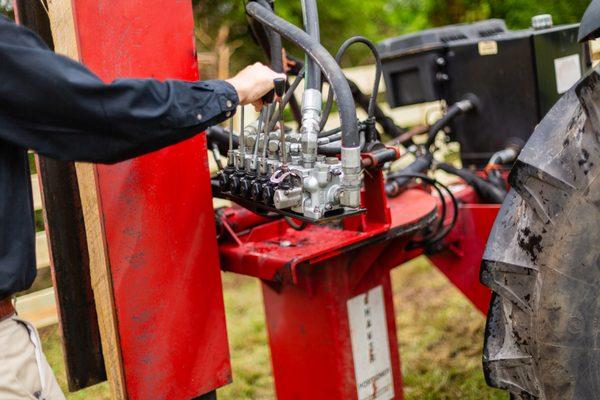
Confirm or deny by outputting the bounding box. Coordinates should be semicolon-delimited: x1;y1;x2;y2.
380;18;587;166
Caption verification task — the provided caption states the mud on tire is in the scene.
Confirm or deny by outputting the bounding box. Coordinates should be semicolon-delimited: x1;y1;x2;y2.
481;69;600;399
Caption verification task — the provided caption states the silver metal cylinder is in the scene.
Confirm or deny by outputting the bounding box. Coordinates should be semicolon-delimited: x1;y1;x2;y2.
301;89;322;166
340;146;362;208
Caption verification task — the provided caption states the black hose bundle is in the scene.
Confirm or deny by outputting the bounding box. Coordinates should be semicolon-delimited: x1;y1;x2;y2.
246;1;360;149
248;0;284;73
436;163;506;204
387;172;459;248
386;153;434;195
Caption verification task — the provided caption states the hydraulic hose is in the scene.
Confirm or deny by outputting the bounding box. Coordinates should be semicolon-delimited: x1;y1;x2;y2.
485;146;519;196
321;36;383;132
437;163;506;204
318;132;366;156
488;147;519;166
347;80;405;139
426;95;479;148
246;1;359;148
301;0;321;90
254;0;283;72
385;153;434;196
207;126;239;155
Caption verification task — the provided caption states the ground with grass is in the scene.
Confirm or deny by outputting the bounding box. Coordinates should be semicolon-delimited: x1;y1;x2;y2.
41;256;505;399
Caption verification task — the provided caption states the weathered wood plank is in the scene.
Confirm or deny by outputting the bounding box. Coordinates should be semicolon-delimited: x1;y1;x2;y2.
31;174;43;211
15;0;108;392
46;0;126;397
16;288;58;329
35;232;50;270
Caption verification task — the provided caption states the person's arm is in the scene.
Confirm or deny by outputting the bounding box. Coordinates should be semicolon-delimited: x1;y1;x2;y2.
0;16;282;164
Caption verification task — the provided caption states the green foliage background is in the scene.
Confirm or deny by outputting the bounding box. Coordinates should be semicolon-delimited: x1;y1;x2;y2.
0;1;591;71
193;0;591;72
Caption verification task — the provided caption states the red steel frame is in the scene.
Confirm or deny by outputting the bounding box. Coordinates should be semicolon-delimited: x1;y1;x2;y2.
219;168;498;399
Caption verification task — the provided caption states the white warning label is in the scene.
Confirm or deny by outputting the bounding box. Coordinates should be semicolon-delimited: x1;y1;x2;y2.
554;54;581;94
347;286;395;400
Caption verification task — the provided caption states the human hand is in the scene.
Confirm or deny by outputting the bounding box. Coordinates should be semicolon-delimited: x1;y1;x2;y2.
226;63;286;111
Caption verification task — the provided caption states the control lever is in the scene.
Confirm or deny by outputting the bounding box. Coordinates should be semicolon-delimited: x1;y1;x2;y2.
228;111;235;167
239;106;245;169
273;78;287;168
262;87;276;105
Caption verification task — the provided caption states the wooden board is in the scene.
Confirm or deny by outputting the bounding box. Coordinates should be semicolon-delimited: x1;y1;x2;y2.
15;0;110;392
45;0;127;398
16;288;58;329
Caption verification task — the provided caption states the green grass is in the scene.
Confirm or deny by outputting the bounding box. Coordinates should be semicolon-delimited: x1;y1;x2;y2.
41;257;505;399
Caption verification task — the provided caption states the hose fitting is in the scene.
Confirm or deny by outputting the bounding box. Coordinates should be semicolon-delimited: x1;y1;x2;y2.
340;146;362;208
301;89;322;166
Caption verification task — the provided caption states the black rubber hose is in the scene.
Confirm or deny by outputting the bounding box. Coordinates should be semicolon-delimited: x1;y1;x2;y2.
421;178;459;246
246;3;301;124
286;54;403;139
301;0;321;90
285;216;308;231
207;126;239;155
318;132;366;156
288;92;303;126
437;163;506;204
321;36;383;131
385;153;434;194
426;95;478;148
426;104;463;148
319;126;342;138
347;80;405;139
246;1;359;148
255;0;283;73
318;132;342;144
386;173;448;243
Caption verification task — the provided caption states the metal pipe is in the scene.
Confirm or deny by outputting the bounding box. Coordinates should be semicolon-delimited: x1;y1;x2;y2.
239;106;246;167
262;105;271;170
228;113;235;166
253;109;265;170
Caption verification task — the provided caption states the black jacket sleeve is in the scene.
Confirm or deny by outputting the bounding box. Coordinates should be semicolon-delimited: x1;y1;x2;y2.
0;15;239;164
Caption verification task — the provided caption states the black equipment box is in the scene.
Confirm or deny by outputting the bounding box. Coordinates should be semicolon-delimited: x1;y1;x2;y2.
379;19;588;166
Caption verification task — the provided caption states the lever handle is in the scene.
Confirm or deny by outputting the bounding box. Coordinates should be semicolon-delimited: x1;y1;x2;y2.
274;78;286;98
262;90;275;104
262;78;287;104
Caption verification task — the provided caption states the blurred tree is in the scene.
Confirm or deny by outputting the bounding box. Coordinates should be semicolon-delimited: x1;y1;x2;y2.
0;0;14;19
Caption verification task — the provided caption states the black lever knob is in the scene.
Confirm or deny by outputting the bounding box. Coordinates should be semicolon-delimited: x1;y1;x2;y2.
274;78;286;98
262;89;275;105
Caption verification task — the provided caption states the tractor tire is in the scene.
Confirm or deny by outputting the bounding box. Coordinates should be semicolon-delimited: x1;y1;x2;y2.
481;69;600;399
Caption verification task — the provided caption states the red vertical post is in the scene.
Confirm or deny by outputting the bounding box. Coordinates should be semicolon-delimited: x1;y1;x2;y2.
65;1;230;398
262;252;404;400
